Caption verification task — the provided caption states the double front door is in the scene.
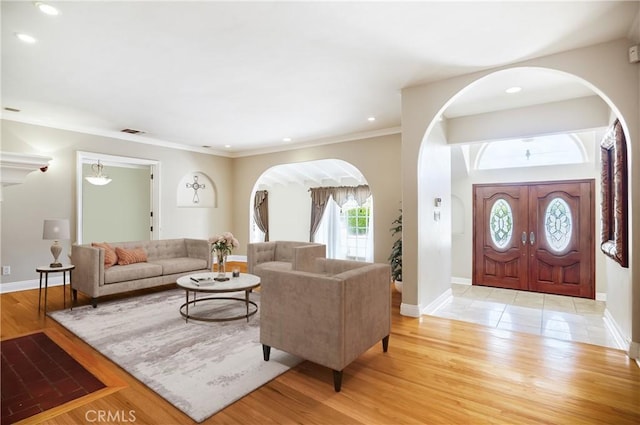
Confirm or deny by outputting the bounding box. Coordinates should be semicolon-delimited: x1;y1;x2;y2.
473;180;595;299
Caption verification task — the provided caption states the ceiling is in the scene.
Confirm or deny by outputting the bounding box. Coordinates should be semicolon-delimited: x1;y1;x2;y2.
2;1;639;157
257;159;365;188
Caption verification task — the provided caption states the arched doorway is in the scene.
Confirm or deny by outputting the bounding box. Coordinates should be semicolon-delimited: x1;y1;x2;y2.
249;159;375;261
412;65;635;354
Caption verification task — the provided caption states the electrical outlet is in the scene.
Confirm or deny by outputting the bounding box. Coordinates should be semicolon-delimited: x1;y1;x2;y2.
2;266;10;275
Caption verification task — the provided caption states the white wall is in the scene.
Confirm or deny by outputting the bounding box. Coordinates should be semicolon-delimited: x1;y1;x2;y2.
266;183;311;241
417;121;451;313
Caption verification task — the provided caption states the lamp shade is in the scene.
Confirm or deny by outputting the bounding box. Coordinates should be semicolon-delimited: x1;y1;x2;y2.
42;219;70;240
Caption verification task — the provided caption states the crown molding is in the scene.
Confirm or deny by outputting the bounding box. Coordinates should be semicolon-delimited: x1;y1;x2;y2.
228;126;402;158
2;114;401;159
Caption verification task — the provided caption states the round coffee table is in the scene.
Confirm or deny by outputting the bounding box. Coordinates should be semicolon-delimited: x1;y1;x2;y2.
176;272;260;322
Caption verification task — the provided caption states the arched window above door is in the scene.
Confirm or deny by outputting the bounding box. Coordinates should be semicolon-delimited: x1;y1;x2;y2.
475;134;587;170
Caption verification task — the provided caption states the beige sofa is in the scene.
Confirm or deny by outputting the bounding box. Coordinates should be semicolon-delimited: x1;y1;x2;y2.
256;257;391;391
247;241;326;274
71;238;211;307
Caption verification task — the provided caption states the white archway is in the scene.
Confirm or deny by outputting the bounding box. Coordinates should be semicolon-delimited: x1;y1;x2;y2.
406;48;637;359
248;159;374;261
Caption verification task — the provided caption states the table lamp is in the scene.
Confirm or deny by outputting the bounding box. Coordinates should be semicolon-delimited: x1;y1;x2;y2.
43;219;70;268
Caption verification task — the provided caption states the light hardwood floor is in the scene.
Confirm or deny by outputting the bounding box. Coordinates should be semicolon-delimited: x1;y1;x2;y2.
2;267;639;425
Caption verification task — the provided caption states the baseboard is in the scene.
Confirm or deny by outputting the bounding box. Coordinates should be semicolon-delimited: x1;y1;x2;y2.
603;308;630;351
422;288;453;315
400;303;421;317
0;277;64;294
227;255;247;262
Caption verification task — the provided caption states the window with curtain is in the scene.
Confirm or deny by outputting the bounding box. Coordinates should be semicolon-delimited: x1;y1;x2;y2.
314;194;374;262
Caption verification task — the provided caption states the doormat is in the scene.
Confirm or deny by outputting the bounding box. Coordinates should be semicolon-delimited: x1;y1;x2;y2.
1;332;105;424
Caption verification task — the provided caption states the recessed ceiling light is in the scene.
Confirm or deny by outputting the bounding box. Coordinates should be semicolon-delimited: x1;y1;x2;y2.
15;32;37;44
35;2;59;16
367;116;376;122
505;86;522;94
224;144;231;148
283;137;292;142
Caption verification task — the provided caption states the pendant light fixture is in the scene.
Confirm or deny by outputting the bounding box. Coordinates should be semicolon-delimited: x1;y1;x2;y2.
85;160;112;186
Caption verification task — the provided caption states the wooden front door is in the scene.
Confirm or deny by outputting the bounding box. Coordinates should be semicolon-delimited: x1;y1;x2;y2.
473;180;595;298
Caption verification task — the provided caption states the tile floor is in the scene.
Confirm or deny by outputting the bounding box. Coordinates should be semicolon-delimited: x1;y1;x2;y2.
430;284;622;349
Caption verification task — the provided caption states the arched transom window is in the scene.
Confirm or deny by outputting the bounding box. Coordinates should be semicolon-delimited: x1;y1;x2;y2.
475;134;586;170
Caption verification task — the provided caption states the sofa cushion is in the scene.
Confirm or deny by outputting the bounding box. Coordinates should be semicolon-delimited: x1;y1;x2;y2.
104;262;163;284
143;240;188;261
92;242;118;268
149;257;208;275
115;247;148;265
255;261;292;274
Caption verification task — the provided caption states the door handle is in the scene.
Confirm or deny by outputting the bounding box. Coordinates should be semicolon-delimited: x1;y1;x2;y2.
521;232;527;245
530;232;535;245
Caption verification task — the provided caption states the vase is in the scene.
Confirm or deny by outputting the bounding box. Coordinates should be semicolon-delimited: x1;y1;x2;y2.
216;252;227;279
394;280;403;293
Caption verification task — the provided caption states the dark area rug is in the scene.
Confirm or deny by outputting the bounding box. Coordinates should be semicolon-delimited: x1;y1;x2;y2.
1;332;105;424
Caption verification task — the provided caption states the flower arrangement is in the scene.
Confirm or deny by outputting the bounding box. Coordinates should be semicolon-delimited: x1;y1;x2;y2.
209;232;240;256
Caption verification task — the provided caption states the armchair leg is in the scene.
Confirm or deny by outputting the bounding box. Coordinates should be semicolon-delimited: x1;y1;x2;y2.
332;370;343;392
262;344;271;361
382;335;389;352
91;298;97;308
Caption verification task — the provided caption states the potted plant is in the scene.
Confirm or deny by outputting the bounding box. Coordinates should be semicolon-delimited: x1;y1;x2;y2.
388;209;402;293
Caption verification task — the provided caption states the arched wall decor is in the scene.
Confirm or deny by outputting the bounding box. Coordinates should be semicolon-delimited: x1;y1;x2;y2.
177;172;216;207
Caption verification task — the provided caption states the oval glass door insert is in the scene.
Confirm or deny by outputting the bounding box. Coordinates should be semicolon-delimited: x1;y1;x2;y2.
544;197;572;252
489;198;513;249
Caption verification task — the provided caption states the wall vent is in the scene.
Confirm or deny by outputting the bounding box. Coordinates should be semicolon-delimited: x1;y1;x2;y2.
121;128;146;135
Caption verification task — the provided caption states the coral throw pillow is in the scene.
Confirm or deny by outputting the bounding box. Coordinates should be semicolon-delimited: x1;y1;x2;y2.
91;242;118;268
115;247;148;265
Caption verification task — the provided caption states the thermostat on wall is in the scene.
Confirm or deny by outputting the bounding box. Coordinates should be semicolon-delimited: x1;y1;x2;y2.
629;45;639;64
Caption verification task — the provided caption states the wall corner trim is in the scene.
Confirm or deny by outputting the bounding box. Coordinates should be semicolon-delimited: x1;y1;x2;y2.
422;288;453;315
603;308;630;351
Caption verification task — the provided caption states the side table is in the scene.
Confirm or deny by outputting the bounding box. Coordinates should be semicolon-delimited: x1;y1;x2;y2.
36;264;75;314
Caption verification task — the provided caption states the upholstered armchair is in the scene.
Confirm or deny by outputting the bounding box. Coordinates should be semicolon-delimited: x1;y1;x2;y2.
258;257;391;391
247;241;326;274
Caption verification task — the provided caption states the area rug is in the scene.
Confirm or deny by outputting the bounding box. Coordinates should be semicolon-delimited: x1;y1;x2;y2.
1;332;105;424
49;289;301;423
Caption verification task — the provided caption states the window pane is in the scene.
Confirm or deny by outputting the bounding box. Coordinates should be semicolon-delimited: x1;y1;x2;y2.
489;198;513;249
341;198;372;261
477;134;585;170
545;198;572;252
